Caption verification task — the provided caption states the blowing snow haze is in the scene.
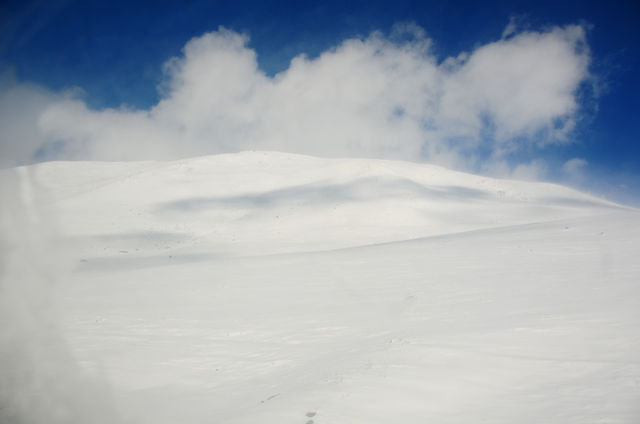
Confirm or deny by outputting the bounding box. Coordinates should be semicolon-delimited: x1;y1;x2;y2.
1;2;640;423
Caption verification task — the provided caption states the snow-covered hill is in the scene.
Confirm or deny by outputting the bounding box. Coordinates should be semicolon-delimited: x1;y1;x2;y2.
2;151;639;423
33;151;621;257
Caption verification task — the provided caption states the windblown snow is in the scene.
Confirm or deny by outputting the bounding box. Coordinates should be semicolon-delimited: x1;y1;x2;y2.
2;151;639;423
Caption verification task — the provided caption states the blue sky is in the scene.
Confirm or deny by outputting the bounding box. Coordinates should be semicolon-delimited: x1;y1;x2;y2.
0;0;639;204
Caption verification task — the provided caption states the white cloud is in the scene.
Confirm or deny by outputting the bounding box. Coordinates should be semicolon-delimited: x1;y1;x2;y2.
563;157;588;173
1;23;592;175
440;25;588;151
511;159;550;181
562;157;588;181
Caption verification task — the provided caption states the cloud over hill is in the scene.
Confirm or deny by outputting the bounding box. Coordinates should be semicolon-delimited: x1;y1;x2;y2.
2;23;591;177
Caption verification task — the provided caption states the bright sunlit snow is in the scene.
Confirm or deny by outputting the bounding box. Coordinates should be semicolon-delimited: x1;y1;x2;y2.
2;151;639;423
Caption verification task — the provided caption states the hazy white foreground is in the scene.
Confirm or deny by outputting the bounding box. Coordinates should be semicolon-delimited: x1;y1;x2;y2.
2;151;640;423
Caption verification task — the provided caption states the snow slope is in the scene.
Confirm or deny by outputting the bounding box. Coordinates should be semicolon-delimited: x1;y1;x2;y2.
34;151;621;257
2;151;639;423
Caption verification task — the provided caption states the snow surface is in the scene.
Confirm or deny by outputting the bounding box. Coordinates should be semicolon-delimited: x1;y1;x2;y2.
2;151;639;423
